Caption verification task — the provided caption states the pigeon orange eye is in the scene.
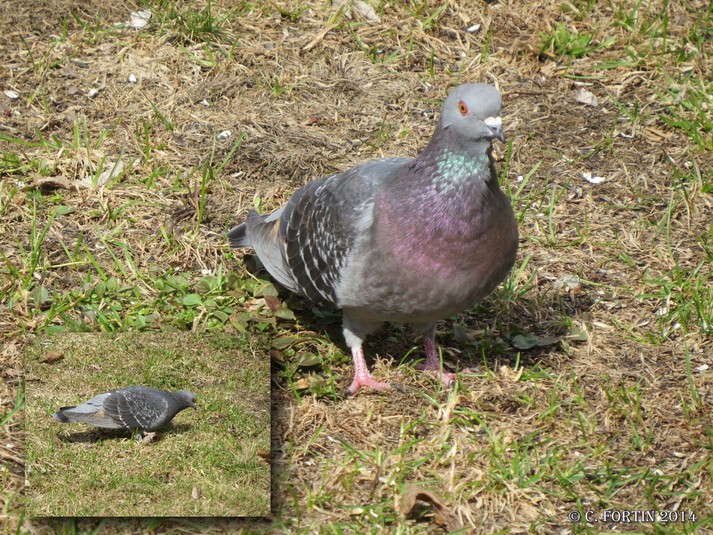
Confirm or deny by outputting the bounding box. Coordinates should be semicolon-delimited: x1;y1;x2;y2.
458;100;468;115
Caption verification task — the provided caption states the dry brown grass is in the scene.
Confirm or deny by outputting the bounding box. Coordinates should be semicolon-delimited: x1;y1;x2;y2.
1;0;711;532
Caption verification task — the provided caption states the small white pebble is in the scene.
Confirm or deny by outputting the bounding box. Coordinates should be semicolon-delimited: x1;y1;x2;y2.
516;175;523;182
130;9;152;29
695;364;709;372
581;172;605;184
128;73;137;84
218;130;232;140
352;0;380;23
199;99;210;106
88;88;99;98
553;274;581;292
3;90;19;100
467;24;481;33
5;443;12;449
576;88;598;107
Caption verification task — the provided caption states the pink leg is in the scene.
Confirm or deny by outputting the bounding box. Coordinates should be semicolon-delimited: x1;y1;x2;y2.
416;337;457;388
348;346;390;395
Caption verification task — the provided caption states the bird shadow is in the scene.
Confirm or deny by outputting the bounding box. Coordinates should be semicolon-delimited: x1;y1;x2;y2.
243;255;597;378
283;290;596;368
57;423;193;443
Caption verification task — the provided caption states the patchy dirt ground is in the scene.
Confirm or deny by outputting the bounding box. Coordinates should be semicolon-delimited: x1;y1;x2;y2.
1;0;711;533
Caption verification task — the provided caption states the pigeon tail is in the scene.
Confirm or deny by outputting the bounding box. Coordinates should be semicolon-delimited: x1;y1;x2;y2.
227;222;250;247
52;407;73;423
228;207;284;248
238;210;301;294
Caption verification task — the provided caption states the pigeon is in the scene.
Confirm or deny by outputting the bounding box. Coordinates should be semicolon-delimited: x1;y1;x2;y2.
229;83;518;394
53;386;197;431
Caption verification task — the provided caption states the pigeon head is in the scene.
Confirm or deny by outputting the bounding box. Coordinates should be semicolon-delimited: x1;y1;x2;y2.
174;390;198;410
439;84;504;144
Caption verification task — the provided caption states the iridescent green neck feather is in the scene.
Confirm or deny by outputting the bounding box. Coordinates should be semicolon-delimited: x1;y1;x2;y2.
432;148;489;194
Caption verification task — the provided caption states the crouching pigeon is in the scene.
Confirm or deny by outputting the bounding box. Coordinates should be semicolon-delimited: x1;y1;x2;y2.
53;386;197;431
229;83;518;394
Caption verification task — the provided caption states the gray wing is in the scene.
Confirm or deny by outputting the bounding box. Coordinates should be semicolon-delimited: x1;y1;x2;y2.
281;158;411;305
232;158;410;306
103;387;170;431
53;392;123;428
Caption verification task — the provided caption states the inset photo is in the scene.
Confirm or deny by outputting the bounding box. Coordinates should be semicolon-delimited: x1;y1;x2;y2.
25;332;270;517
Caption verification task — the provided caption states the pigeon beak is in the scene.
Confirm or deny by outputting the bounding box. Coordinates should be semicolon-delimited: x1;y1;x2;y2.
484;116;505;143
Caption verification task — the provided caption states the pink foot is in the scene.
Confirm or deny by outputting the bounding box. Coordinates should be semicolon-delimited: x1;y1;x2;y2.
415;363;458;388
417;338;457;388
347;372;391;395
347;346;390;395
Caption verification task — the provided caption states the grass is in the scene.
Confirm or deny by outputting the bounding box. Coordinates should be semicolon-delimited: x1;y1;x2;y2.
24;332;270;517
149;0;241;46
0;0;711;532
539;23;615;60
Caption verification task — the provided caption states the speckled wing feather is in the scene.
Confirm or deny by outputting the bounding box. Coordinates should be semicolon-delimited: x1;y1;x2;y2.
103;388;169;430
232;158;411;306
281;158;411;305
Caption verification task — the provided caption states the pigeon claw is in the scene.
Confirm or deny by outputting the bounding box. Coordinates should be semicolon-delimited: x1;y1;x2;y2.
415;363;458;389
436;369;458;389
347;373;391;396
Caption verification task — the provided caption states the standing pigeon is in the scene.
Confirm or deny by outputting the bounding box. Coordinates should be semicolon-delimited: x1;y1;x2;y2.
229;83;518;394
53;386;197;431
